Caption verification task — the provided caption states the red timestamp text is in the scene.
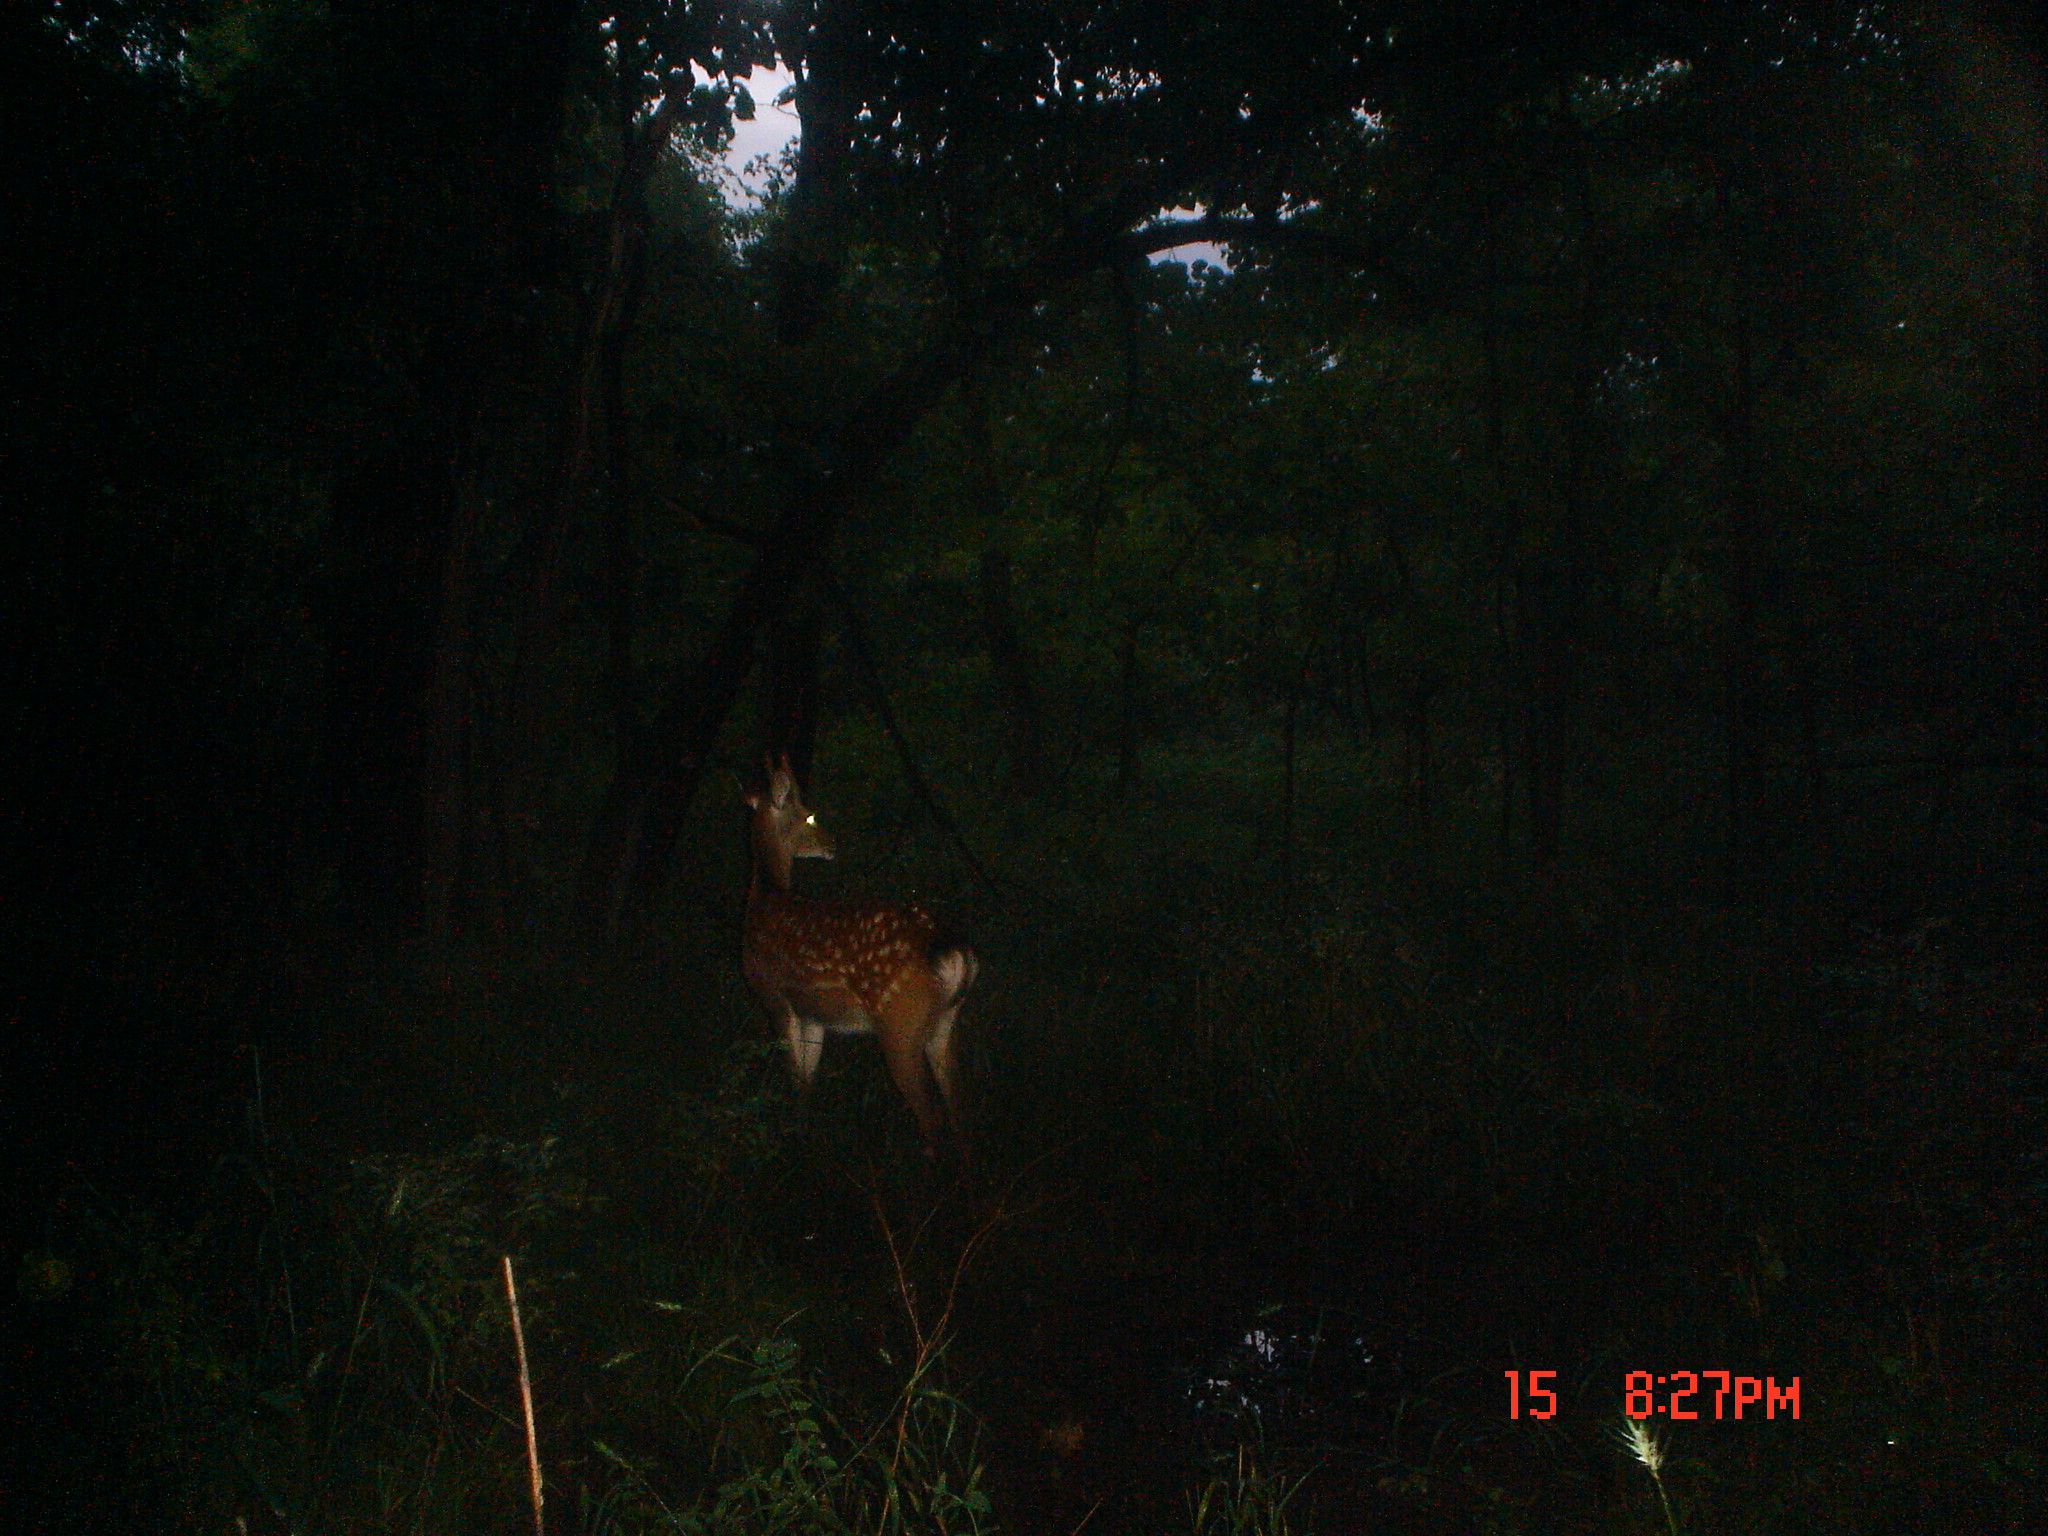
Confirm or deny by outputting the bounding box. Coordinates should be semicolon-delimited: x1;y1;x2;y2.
1503;1370;1561;1419
1625;1371;1801;1420
1504;1370;1803;1420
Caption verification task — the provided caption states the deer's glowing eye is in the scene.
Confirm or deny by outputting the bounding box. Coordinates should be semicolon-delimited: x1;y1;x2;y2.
805;814;816;825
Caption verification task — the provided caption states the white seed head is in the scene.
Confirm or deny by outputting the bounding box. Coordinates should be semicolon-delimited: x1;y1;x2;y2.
1616;1417;1666;1476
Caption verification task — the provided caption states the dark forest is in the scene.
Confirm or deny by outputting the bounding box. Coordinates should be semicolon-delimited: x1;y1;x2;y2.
4;1;2044;1530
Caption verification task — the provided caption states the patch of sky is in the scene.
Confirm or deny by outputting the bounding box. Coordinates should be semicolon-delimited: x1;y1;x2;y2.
697;62;1232;274
696;62;800;209
1143;205;1233;273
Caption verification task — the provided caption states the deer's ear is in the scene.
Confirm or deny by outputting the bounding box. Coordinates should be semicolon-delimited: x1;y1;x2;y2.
743;788;763;810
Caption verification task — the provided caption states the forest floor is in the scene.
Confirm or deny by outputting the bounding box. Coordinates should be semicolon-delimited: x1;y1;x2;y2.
7;767;2044;1533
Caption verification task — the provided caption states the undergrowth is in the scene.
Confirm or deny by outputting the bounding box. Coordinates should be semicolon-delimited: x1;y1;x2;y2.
7;761;2042;1533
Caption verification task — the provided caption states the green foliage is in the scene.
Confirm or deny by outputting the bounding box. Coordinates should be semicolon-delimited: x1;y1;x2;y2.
15;1131;590;1531
1187;1446;1314;1536
10;815;2041;1531
658;1336;996;1536
9;0;2044;1531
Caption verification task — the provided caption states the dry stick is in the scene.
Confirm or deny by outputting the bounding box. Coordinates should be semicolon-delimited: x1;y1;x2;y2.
858;1162;1054;1477
502;1256;545;1536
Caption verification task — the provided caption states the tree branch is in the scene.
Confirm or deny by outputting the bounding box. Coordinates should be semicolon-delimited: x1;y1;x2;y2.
822;567;1004;894
1118;211;1428;307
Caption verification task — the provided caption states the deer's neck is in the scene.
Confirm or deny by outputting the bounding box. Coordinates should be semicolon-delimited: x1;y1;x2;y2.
748;828;795;908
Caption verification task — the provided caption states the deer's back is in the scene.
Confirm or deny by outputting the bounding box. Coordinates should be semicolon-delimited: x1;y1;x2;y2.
744;890;950;1014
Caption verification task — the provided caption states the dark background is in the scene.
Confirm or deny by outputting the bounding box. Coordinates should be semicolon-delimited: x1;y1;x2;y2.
4;1;2044;1531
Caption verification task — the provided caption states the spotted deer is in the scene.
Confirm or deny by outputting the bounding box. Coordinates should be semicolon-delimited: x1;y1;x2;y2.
742;755;978;1151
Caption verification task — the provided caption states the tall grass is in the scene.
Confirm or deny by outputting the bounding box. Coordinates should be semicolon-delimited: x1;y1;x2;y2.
10;738;2041;1532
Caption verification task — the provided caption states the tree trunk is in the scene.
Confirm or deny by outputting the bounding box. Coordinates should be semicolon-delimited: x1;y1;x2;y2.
1482;264;1528;856
490;52;680;929
574;8;936;938
322;0;579;942
1790;609;1828;818
768;7;857;345
326;419;462;934
1719;168;1767;860
1406;689;1434;838
599;175;647;753
1495;702;1516;851
979;550;1050;792
421;457;480;948
503;83;679;742
1525;161;1603;862
576;333;989;936
1115;621;1141;792
2029;1;2048;757
830;569;1001;890
1526;516;1591;861
760;574;824;786
576;487;821;938
1279;637;1316;912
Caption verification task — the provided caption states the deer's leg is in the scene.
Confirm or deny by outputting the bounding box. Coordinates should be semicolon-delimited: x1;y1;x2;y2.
877;993;945;1152
924;948;977;1132
794;1022;827;1088
924;1016;959;1131
781;1008;826;1090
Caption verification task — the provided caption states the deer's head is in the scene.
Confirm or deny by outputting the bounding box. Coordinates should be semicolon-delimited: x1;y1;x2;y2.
745;754;835;887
